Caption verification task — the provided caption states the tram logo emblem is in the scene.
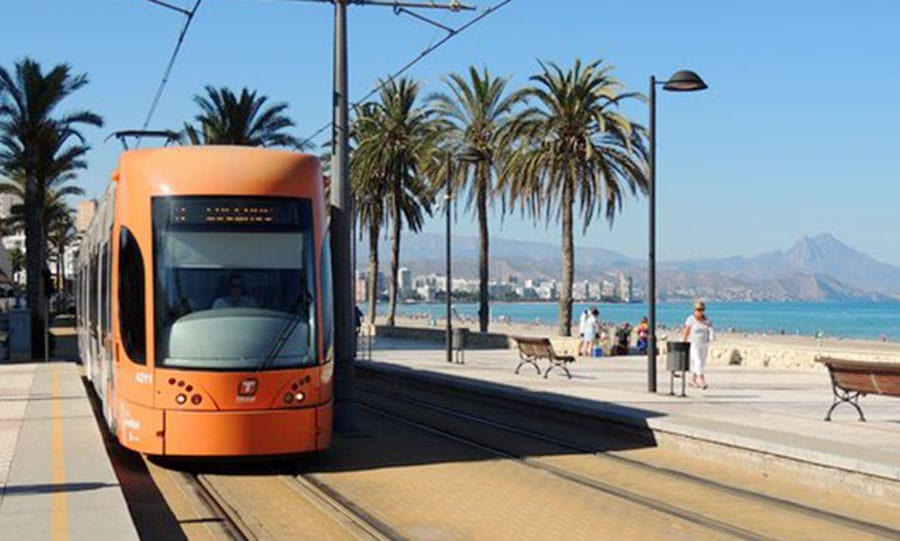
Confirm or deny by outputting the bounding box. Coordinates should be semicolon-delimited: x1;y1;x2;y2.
238;378;258;397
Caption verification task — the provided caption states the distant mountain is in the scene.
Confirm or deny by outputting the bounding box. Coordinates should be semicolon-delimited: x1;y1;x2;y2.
665;233;900;296
356;232;900;301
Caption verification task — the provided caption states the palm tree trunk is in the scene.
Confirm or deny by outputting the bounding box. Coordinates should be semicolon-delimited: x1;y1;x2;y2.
477;164;490;333
366;220;379;325
24;176;46;358
387;176;402;327
559;174;575;337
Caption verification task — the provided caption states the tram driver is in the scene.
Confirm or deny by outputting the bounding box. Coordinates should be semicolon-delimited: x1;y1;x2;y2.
212;273;258;309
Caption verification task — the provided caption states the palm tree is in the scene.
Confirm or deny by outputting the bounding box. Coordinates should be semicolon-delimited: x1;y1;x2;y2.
351;78;438;326
429;67;520;333
0;58;102;356
182;85;308;149
503;59;648;336
1;170;84;236
47;202;76;297
350;103;388;326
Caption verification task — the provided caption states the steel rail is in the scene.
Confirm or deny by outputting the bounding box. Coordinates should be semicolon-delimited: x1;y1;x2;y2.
292;474;405;540
183;470;397;540
175;472;249;541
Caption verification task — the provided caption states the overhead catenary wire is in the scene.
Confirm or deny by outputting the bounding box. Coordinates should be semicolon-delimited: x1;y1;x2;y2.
133;0;512;148
138;0;203;145
296;0;516;149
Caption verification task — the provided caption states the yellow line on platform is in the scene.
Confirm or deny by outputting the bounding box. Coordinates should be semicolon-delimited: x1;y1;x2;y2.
51;368;69;541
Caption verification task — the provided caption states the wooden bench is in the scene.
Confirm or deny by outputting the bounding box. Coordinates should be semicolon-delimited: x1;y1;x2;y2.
817;358;900;421
512;336;575;379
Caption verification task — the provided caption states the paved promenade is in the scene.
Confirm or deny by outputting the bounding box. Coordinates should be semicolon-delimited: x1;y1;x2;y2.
364;337;900;496
0;362;137;541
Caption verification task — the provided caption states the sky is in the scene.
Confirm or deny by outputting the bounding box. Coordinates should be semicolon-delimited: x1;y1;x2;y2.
2;0;899;265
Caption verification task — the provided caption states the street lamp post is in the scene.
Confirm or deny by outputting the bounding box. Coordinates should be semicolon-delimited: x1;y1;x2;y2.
647;69;707;393
445;180;453;365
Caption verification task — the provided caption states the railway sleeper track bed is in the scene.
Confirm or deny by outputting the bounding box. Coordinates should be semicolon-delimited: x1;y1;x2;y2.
146;460;396;540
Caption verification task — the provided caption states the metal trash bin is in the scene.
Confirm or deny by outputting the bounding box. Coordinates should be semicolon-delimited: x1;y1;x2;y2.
451;327;469;364
667;341;691;396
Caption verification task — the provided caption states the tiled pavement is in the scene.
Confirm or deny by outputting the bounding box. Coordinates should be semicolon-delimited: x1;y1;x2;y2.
0;363;137;541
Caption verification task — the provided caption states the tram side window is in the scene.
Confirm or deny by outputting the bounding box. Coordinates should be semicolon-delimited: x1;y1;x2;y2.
321;232;333;364
119;227;146;364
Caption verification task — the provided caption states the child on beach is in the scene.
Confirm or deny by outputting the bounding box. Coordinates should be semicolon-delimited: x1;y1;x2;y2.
683;301;713;389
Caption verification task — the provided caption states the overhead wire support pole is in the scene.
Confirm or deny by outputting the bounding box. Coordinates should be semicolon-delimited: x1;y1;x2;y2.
330;0;355;432
323;0;474;432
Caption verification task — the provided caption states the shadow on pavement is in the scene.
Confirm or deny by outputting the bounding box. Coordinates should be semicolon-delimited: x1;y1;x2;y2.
80;377;188;541
1;482;118;495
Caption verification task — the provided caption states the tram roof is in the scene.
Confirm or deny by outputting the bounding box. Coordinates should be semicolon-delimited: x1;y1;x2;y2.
112;145;321;191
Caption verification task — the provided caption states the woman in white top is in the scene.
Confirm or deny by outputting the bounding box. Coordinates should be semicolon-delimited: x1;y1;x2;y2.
683;301;713;389
581;308;600;356
578;309;590;355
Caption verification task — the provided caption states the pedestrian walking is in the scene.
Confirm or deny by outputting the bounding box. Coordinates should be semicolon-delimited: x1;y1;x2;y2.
683;301;713;389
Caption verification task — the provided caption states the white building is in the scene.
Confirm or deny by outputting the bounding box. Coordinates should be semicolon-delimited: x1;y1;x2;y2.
75;199;98;234
617;272;633;303
0;194;21;283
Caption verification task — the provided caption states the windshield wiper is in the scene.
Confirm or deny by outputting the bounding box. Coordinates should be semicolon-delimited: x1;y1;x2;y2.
257;294;309;372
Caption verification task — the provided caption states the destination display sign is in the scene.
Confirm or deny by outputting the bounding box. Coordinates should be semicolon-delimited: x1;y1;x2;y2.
165;197;305;228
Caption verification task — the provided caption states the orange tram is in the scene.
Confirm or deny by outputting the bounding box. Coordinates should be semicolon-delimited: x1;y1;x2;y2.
75;146;334;457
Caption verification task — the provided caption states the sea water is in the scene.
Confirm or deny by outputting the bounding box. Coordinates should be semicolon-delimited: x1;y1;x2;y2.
385;301;900;340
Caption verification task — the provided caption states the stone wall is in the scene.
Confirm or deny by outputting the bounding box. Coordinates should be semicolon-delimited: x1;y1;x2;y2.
373;325;513;349
703;340;900;371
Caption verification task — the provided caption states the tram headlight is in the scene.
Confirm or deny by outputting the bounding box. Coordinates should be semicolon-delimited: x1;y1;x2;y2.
283;392;294;404
294;391;305;402
175;394;187;405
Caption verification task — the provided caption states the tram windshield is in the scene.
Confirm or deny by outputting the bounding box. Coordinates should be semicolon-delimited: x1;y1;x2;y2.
152;196;316;370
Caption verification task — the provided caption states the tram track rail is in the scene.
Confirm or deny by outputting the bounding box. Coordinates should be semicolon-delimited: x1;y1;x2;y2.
290;473;402;541
182;472;250;541
148;454;396;540
355;383;900;540
187;471;396;540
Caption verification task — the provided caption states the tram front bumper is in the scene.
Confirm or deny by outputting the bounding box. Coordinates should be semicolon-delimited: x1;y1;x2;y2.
163;405;327;456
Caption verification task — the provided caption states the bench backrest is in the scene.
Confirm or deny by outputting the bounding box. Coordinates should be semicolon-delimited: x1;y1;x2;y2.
513;336;554;358
818;358;900;397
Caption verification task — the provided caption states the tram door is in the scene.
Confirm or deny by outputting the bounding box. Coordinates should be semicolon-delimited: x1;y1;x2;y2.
99;240;113;422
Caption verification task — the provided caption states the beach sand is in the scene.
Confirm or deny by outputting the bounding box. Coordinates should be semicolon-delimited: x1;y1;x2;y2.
378;314;900;371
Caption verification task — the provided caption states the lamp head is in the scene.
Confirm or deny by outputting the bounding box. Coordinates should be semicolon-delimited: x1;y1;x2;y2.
662;70;707;92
